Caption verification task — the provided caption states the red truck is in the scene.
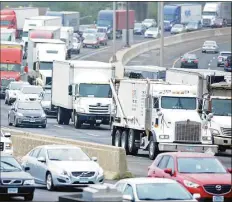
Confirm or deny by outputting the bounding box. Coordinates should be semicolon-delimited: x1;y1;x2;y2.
0;42;27;98
0;7;39;38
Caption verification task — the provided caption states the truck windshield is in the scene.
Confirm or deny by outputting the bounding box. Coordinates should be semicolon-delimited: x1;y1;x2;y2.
211;98;231;116
40;62;53;70
97;19;111;27
1;33;12;41
202;11;216;16
0;20;11;26
164;14;175;21
161;96;196;110
0;63;21;72
22;31;28;37
79;84;112;98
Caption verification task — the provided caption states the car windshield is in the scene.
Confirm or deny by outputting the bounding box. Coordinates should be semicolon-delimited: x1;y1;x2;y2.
85;29;97;34
215;19;223;23
47;148;90;161
173;24;183;28
10;82;28;90
42;93;51;101
85;35;96;40
203;11;217;16
220;52;231;57
161;96;196;110
0;156;22;172
136;183;193;200
79;83;112;98
21;86;43;94
204;41;216;46
97;33;105;38
0;20;12;26
18;102;42;110
164;14;175;21
178;157;227;173
22;31;28;37
211;98;231;116
144;19;153;23
0;63;21;72
184;54;197;59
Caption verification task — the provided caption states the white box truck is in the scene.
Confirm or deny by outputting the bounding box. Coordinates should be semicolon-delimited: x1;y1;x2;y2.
110;78;217;160
52;60;115;128
60;27;74;59
27;39;66;86
28;26;61;40
22;16;62;48
180;4;202;24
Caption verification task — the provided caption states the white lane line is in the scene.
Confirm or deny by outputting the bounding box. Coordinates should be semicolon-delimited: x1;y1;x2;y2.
54;125;63;128
129;60;142;63
85;133;100;137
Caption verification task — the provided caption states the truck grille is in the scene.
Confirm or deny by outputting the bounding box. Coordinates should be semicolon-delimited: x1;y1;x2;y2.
89;104;109;114
72;171;95;177
203;19;211;25
175;121;201;143
203;184;231;195
0;142;4;151
221;128;231;136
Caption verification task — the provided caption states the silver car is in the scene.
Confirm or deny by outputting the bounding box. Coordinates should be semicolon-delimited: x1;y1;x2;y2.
21;145;104;191
39;90;57;117
202;41;219;53
83;34;100;48
171;24;185;34
115;178;199;202
217;51;231;67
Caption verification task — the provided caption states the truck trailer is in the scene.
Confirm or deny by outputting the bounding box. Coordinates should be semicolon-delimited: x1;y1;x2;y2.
29;26;61;40
52;60;115;128
110;78;217;160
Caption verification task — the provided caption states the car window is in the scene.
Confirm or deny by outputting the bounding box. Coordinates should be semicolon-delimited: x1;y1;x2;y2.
123;184;134;199
29;150;35;157
37;148;47;159
115;182;125;193
31;148;41;158
166;156;175;173
153;155;163;166
158;155;170;169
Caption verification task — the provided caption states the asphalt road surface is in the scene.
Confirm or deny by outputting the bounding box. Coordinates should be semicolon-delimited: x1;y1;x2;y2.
1;32;231;202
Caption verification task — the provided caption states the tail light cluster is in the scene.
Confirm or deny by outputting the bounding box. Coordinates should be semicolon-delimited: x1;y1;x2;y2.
194;59;198;63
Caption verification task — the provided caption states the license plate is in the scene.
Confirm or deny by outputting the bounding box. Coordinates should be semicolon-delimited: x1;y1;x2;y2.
79;178;88;183
213;196;224;202
8;188;18;193
30;118;35;122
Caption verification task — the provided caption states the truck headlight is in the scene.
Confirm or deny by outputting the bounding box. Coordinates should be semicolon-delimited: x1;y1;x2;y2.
5;143;12;149
60;170;69;176
202;136;212;141
77;108;85;113
159;135;169;139
24;179;35;185
183;180;200;188
210;129;220;135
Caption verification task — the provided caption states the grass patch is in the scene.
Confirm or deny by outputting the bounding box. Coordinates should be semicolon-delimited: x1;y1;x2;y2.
113;171;134;180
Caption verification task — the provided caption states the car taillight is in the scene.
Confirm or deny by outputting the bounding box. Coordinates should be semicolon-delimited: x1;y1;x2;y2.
225;62;229;67
194;59;198;63
181;59;186;62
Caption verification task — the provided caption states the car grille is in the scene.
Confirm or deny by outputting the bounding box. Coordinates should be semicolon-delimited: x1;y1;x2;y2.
203;184;231;195
89;104;109;114
0;142;4;151
25;116;40;119
72;171;95;177
221;128;231;136
175;121;201;143
1;180;23;185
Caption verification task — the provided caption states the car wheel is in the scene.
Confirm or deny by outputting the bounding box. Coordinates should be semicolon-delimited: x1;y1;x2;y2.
8;116;12;126
217;63;220;67
128;129;138;155
24;193;34;201
13;117;18;127
148;136;159;160
77;49;80;54
121;130;129;154
46;172;55;191
42;124;46;128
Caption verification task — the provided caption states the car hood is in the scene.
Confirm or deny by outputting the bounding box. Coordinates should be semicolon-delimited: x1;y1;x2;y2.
181;173;232;185
211;116;231;128
172;28;182;31
1;170;33;180
9;89;21;95
84;39;96;44
143;22;152;26
50;161;100;172
145;31;158;35
19;93;40;99
18;109;44;117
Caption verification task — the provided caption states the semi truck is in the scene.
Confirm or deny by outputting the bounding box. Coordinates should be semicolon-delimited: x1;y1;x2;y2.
163;4;202;30
0;7;39;38
22;16;62;49
46;11;80;33
0;42;25;98
27;39;66;86
0;28;16;42
202;2;232;27
60;27;74;59
29;26;61;40
110;78;217;160
97;10;135;39
52;60;115;128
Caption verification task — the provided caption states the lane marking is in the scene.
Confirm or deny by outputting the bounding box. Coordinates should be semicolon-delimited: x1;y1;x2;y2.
54;125;63;128
85;133;100;137
172;41;230;68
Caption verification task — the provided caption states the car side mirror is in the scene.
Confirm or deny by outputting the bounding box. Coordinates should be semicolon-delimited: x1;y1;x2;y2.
157;111;163;117
4;132;11;138
123;195;133;201
24;167;30;171
193;193;201;199
227;168;232;173
37;157;46;163
164;168;173;175
91;157;97;162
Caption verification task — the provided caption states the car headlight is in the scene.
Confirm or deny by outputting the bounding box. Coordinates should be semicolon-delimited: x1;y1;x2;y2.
98;167;104;176
183;180;200;188
59;170;69;176
41;113;46;118
17;112;23;117
202;136;212;141
210;129;220;135
24;179;35;185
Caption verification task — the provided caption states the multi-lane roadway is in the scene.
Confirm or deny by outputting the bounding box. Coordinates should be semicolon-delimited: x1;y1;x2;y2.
1;32;231;202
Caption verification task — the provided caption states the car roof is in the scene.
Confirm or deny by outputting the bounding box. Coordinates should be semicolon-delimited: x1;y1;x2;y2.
160;152;215;158
34;144;82;150
118;177;177;185
204;40;216;43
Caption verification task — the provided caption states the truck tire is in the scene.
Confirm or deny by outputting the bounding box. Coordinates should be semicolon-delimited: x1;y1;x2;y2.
111;129;116;146
57;107;64;124
121;130;129;154
148;136;159;160
128;129;138;155
74;113;81;129
63;110;70;125
114;129;122;147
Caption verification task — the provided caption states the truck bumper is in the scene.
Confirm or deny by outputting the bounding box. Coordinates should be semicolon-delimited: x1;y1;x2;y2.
213;136;232;148
158;143;218;153
78;113;111;125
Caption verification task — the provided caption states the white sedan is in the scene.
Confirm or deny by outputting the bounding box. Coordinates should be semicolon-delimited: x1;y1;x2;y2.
171;24;185;34
115;178;199;202
0;129;13;155
144;27;160;38
17;85;44;102
202;40;219;53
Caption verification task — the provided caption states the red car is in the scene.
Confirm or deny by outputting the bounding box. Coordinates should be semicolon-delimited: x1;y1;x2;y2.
96;32;108;46
148;152;232;202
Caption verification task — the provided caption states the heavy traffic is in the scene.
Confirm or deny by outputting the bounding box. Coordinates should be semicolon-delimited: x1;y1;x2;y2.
0;1;231;202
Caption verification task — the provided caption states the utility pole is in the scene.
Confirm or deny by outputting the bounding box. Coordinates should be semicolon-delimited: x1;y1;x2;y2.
160;1;164;67
125;1;130;47
112;1;117;62
157;2;160;28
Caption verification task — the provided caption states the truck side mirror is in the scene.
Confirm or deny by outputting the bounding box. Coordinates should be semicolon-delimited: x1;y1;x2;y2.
24;66;28;73
68;85;72;96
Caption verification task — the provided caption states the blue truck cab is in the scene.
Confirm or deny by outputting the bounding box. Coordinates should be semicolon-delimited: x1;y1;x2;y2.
97;10;113;39
164;5;181;31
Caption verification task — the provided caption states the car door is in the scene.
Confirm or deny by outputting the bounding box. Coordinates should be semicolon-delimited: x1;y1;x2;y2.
35;148;48;184
154;155;170;178
148;154;163;177
27;148;41;181
123;184;135;201
9;102;16;122
162;156;175;179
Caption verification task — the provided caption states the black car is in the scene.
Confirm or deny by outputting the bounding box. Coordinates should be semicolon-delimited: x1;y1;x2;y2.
224;55;232;72
180;54;199;69
8;100;47;128
0;154;35;201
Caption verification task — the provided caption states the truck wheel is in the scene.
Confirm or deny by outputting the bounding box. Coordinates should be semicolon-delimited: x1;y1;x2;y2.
96;123;100;127
63;111;70;125
111;129;116;146
148;136;159;160
74;114;81;129
57;107;64;124
121;130;129;154
128;129;138;155
115;129;122;147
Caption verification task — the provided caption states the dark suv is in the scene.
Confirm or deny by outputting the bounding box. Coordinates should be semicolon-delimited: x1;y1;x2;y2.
224;55;231;72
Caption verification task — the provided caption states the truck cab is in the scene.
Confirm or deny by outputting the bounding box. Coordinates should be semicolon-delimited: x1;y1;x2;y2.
202;3;220;27
164;5;180;30
0;10;17;35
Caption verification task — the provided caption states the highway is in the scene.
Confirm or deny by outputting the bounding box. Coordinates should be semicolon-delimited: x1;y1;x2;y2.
1;33;231;202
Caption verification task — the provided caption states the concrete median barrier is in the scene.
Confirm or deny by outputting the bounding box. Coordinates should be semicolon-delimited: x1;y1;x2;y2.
110;27;231;79
2;128;130;180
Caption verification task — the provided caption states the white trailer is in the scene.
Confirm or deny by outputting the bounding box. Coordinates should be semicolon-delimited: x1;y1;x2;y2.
60;27;74;59
29;26;61;40
52;60;115;128
27;39;66;86
180;4;202;24
22;16;62;48
0;29;16;42
110;78;217;160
